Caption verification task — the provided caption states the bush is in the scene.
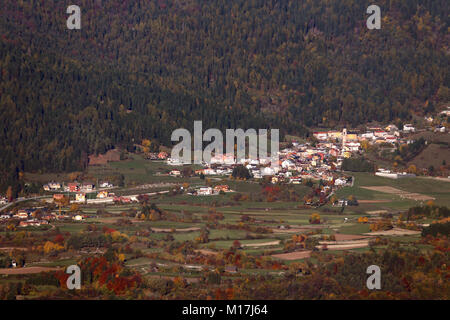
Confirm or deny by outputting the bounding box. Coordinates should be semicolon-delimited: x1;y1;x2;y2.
341;157;374;172
422;222;450;237
232;165;251;180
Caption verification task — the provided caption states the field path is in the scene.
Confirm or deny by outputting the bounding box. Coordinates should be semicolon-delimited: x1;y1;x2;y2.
241;240;280;247
361;186;435;201
151;227;200;233
272;251;311;261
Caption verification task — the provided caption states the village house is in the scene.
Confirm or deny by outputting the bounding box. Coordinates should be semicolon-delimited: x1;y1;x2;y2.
203;168;216;175
290;177;302;184
67;182;80;192
81;182;95;192
403;124;416;133
334;178;347;186
113;196;132;203
385;124;399;132
14;210;29;219
385;136;397;144
99;181;113;188
252;170;262;179
213;185;230;193
374;130;388;138
360;132;375;140
75;193;86;202
197;187;213;196
43;182;62;191
169;170;181;177
73;215;84;221
19;220;48;227
439;107;450;116
158;151;169;159
53;194;66;202
313;132;328;141
97;191;109;199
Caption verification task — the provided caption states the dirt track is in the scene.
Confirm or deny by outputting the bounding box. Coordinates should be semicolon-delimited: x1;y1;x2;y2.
151;227;200;233
361;186;435;201
364;228;421;236
317;240;370;250
0;247;28;251
241;240;280;247
333;234;373;241
194;249;218;256
272;251;312;260
358;200;391;203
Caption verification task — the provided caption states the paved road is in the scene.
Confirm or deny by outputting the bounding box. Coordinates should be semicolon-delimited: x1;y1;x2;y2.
0;185;172;212
0;195;51;212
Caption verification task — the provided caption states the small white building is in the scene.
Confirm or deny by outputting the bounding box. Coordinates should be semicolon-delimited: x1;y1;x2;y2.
403;124;415;133
334;178;347;186
261;167;275;176
100;182;113;188
197;187;213;196
281;159;295;169
169;170;181;176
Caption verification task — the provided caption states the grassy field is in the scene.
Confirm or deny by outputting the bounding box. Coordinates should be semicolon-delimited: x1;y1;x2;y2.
337;172;450;207
5;156;448;295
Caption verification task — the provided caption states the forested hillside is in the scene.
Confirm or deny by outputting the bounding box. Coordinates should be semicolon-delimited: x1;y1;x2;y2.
0;0;449;194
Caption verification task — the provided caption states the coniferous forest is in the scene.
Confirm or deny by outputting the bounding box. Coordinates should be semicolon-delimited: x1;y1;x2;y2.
0;0;449;194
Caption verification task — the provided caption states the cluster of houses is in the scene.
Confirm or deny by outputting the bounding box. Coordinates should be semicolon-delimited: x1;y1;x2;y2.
166;136;354;187
0;205;94;225
0;208;54;227
44;181;114;193
52;190;123;205
312;126;408;148
375;168;416;179
188;185;233;196
163;127;410;186
425;107;449;133
44;181;116;205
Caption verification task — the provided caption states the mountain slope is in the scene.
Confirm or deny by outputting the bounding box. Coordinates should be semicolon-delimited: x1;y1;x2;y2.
0;0;449;194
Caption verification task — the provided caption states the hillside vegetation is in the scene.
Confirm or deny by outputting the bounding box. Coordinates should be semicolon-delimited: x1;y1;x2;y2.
0;0;449;194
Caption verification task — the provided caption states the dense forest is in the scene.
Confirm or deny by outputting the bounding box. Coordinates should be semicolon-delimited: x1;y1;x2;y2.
0;0;449;194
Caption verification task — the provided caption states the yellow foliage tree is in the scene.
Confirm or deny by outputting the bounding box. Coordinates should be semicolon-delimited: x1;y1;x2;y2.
43;241;64;254
309;213;321;224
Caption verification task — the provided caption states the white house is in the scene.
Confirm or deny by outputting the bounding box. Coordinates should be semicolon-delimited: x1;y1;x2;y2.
203;168;216;175
100;182;113;188
197;187;213;196
403;124;415;133
440;107;450;116
334;178;347;186
261;167;275;176
169;170;181;176
281;159;295;169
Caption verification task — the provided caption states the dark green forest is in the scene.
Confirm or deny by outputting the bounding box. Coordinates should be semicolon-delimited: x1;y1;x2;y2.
0;0;449;194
